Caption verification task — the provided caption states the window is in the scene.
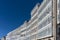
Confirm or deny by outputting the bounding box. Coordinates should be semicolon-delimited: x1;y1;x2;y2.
38;15;52;30
37;23;52;39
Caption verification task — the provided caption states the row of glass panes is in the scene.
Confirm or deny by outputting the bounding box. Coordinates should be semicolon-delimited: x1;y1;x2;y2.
38;1;52;21
37;23;52;39
38;12;52;30
38;1;52;30
38;0;51;14
36;0;52;39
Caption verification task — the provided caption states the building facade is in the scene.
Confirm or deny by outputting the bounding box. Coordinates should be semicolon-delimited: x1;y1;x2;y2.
6;0;60;40
6;21;28;40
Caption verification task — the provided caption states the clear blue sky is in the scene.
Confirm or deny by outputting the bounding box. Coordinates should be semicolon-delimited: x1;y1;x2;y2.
0;0;43;38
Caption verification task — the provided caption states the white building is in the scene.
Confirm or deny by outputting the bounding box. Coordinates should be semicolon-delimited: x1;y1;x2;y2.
6;0;60;40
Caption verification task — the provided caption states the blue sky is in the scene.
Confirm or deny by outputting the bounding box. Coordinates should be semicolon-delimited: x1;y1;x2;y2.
0;0;43;38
